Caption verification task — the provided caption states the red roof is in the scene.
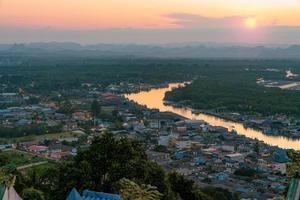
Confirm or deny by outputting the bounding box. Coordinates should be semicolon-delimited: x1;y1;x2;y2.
28;145;48;152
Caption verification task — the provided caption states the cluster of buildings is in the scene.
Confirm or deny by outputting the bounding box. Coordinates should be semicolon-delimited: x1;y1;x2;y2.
0;82;296;200
201;109;300;139
20;140;78;161
142;116;289;199
244;115;300;138
0;105;60;127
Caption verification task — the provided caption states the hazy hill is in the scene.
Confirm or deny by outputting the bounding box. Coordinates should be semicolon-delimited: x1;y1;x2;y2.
0;42;300;59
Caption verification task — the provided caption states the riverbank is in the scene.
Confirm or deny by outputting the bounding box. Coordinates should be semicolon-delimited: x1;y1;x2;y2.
165;99;300;140
126;83;292;199
126;82;300;150
163;80;300;139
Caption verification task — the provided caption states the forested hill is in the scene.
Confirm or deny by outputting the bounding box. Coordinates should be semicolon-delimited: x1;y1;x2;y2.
1;43;300;59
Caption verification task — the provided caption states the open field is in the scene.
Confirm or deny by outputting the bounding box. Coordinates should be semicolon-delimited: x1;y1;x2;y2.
1;150;47;167
0;131;85;143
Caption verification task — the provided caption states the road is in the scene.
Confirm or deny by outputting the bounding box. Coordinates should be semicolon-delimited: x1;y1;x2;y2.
17;161;48;170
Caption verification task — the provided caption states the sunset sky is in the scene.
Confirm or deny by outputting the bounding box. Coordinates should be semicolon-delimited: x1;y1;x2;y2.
0;0;300;44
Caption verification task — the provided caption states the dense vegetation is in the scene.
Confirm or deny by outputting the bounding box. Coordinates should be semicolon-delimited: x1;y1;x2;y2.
165;77;300;117
1;133;237;200
164;60;300;117
0;150;45;167
2;53;300;117
0;124;63;138
1;54;299;94
0;56;195;93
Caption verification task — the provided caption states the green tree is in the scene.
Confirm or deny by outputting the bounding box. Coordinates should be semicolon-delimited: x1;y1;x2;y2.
168;172;194;199
0;152;9;166
168;172;211;200
26;97;40;105
58;100;73;115
0;169;14;187
51;132;176;200
287;150;300;177
26;165;59;199
119;178;163;200
202;186;238;200
91;99;101;118
13;132;235;200
253;141;260;155
21;188;45;200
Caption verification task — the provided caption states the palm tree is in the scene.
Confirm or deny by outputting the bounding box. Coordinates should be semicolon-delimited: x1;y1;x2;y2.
119;178;163;200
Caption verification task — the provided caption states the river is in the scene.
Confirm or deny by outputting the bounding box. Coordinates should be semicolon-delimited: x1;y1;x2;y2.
125;83;300;150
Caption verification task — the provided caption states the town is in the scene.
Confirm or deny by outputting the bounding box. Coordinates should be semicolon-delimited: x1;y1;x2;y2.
0;81;293;199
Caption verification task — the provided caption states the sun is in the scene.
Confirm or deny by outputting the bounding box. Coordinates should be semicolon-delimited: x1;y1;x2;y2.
245;17;257;29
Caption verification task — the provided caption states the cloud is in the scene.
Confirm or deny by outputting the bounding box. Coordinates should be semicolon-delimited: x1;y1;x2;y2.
164;13;249;29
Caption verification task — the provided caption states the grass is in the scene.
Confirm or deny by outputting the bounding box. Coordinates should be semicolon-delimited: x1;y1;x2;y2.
1;150;46;167
0;131;85;143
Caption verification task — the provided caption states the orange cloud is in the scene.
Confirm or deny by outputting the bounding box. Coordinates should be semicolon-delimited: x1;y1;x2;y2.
0;0;299;29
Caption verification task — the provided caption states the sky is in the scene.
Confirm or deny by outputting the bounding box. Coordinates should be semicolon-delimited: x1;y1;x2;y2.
0;0;300;44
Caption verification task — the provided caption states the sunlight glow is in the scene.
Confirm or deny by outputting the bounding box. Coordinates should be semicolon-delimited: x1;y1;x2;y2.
245;17;257;29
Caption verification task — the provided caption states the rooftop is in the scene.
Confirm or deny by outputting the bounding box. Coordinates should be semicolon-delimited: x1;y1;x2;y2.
66;188;121;200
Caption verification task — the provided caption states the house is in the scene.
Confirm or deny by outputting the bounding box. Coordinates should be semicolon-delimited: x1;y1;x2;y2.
28;145;48;153
66;188;120;200
176;168;192;176
184;120;206;129
272;163;287;174
146;151;170;163
148;112;178;129
173;150;187;160
224;153;245;162
176;126;187;134
58;137;79;143
50;151;71;160
195;156;206;165
102;93;121;105
49;144;73;153
158;135;172;147
16;119;32;126
175;140;192;150
214;172;229;182
235;186;248;194
64;122;78;131
72;111;91;121
202;147;218;155
209;126;228;133
20;141;39;149
273;148;289;163
0;144;12;150
101;106;116;113
221;145;235;152
191;142;206;150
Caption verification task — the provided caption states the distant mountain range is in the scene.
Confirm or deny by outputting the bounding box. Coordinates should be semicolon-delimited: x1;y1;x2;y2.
0;42;300;59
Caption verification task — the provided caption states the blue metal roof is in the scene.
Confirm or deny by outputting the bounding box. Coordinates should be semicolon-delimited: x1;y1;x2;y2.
66;188;121;200
82;190;120;200
66;188;82;200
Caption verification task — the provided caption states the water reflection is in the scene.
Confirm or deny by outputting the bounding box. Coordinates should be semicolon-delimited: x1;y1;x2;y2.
126;83;300;150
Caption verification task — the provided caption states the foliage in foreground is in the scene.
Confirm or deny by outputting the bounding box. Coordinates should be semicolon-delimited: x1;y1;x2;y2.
119;178;163;200
9;133;238;200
